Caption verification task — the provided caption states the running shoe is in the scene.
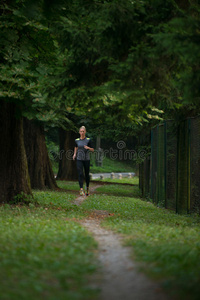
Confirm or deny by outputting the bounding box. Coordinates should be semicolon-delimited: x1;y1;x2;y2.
86;188;89;196
80;189;85;196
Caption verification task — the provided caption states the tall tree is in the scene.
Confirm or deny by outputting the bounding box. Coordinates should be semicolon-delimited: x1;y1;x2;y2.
57;129;78;180
0;102;32;203
0;0;59;201
23;119;57;189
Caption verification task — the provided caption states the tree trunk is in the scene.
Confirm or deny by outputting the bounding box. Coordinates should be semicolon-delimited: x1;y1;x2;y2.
57;129;77;180
0;102;32;203
23;119;57;189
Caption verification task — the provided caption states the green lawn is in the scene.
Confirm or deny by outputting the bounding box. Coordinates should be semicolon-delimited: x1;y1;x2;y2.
1;183;200;300
50;156;136;176
94;183;141;198
93;176;139;185
56;180;80;191
0;191;98;300
81;188;200;300
90;156;135;173
56;180;98;192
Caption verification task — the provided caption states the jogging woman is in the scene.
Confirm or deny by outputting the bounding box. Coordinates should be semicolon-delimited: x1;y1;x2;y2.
73;126;94;196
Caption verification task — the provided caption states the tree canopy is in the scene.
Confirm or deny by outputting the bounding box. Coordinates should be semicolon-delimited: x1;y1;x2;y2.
1;0;200;131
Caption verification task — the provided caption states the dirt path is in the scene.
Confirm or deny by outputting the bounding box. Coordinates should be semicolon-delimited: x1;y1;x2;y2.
74;185;170;300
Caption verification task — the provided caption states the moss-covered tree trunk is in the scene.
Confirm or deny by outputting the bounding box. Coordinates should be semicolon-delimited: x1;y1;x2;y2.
0;102;32;203
57;129;77;180
23;119;57;189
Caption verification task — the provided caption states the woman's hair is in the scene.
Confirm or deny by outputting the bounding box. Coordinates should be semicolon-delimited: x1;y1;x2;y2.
79;126;86;132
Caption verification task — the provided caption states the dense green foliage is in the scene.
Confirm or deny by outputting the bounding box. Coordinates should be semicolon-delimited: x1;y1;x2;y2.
42;0;200;125
1;0;200;131
1;0;200;195
0;1;53;119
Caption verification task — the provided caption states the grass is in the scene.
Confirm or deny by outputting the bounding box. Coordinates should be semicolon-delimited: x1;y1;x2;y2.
56;181;99;193
93;176;139;185
95;183;141;198
0;190;98;300
56;179;140;198
89;156;136;173
50;157;136;177
1;181;200;300
80;187;200;300
56;180;80;191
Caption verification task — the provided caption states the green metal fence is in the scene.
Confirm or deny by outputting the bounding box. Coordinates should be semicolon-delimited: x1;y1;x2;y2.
139;116;200;214
190;117;200;213
138;135;151;198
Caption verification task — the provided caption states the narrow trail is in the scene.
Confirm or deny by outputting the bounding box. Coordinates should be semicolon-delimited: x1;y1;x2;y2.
74;184;170;300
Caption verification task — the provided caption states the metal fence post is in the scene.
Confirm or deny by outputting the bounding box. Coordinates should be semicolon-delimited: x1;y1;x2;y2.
187;119;191;213
164;121;167;209
175;124;179;214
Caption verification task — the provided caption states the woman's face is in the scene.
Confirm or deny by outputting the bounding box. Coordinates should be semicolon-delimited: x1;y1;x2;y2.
79;128;86;136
